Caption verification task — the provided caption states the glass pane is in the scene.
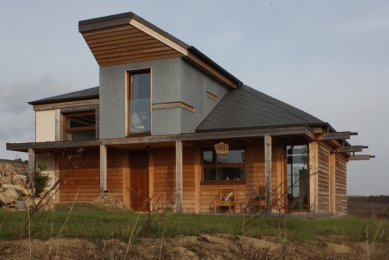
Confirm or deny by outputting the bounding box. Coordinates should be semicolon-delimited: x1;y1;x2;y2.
204;167;216;180
67;115;95;128
217;149;245;163
287;145;308;210
130;72;151;134
67;130;96;141
203;151;214;163
203;167;245;181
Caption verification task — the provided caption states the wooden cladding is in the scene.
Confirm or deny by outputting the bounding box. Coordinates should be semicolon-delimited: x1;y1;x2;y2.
82;24;182;66
335;155;347;214
152;102;195;113
318;144;330;212
206;91;218;101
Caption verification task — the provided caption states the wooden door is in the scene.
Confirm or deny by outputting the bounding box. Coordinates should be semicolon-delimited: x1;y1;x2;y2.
129;151;149;211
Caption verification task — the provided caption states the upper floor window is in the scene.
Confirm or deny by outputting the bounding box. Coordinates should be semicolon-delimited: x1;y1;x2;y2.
63;111;96;141
128;70;151;135
202;149;246;183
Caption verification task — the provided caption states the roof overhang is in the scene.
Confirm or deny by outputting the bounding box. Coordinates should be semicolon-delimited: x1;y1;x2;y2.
7;126;313;152
78;12;241;88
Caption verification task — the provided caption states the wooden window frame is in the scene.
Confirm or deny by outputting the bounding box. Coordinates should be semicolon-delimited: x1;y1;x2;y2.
127;69;152;137
62;111;96;141
201;147;246;185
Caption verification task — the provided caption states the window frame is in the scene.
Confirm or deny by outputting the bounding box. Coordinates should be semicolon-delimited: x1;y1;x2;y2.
127;68;152;137
62;111;97;141
201;147;247;185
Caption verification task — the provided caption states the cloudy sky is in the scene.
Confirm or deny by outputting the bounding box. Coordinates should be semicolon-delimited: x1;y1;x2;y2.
0;1;388;195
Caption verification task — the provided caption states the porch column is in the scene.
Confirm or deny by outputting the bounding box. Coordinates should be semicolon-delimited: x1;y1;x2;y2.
175;140;183;213
264;135;272;212
100;145;107;191
308;141;319;212
28;148;36;178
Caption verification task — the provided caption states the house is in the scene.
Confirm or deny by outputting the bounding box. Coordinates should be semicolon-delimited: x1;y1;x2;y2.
6;12;373;214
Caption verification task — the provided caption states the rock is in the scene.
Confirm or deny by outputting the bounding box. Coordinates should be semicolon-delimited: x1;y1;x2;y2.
13;184;30;196
2;184;14;190
11;175;26;186
3;188;19;201
0;193;12;205
0;176;12;185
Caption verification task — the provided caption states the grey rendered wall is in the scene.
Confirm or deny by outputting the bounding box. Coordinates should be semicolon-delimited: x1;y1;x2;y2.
99;57;229;138
99;58;181;138
179;59;229;133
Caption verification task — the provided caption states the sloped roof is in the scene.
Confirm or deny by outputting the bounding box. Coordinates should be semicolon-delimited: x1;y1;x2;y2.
29;86;99;105
197;85;324;132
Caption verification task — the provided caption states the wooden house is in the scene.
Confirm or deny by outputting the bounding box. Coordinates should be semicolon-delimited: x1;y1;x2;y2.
6;12;373;214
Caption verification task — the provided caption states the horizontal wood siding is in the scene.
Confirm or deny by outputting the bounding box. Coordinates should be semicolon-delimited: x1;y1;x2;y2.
152;148;176;211
59;149;100;202
318;144;330;212
82;25;182;66
335;155;347;214
107;149;126;201
182;147;196;213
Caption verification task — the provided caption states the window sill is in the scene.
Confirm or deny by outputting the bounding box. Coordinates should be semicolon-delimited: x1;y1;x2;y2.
200;180;246;185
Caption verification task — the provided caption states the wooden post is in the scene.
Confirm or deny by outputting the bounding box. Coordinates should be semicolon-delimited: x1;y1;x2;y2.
100;145;107;191
329;153;336;213
148;150;154;207
309;141;319;213
175;140;183;213
264;135;272;212
28;148;36;174
194;148;201;214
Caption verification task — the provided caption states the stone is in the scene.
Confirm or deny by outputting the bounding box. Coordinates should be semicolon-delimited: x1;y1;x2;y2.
1;184;14;190
0;192;12;205
14;184;30;196
3;188;19;201
0;176;12;185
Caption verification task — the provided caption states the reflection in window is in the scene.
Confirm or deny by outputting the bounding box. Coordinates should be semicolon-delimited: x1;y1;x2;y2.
286;145;309;211
129;70;151;134
63;112;96;141
203;149;245;182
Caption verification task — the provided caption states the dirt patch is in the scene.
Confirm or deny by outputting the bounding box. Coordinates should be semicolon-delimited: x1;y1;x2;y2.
0;235;387;259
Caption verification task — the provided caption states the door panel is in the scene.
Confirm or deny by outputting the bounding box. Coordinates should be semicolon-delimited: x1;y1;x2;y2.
130;151;149;211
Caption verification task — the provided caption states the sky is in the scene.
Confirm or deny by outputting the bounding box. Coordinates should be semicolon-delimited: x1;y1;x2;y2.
0;1;388;195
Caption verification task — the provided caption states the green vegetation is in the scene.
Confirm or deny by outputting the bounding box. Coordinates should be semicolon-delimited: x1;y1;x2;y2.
1;203;388;244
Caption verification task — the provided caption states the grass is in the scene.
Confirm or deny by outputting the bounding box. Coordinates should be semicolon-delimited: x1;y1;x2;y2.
1;203;389;245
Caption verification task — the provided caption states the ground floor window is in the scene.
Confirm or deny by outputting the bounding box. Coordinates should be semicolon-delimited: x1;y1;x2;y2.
286;144;309;210
63;111;96;141
202;149;245;183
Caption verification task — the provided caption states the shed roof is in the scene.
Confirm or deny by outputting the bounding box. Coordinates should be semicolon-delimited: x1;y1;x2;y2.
29;86;99;105
197;85;325;132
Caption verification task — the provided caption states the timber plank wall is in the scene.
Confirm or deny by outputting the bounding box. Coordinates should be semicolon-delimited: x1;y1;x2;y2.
318;144;330;212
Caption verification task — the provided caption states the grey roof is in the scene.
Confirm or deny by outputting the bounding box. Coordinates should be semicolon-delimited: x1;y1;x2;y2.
29;86;99;105
196;85;325;132
78;12;242;87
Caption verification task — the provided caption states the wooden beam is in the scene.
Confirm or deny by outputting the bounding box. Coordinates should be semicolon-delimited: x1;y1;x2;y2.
264;135;272;211
335;145;368;153
348;155;375;161
99;145;107;191
7;126;314;152
318;131;358;141
175;140;183;213
329;153;336;213
129;19;189;55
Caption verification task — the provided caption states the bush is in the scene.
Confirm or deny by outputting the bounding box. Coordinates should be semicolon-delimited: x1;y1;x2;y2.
33;170;50;197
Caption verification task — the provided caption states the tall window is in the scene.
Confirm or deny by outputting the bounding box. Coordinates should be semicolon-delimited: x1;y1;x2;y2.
286;144;309;211
63;111;96;141
128;70;151;135
203;149;246;183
